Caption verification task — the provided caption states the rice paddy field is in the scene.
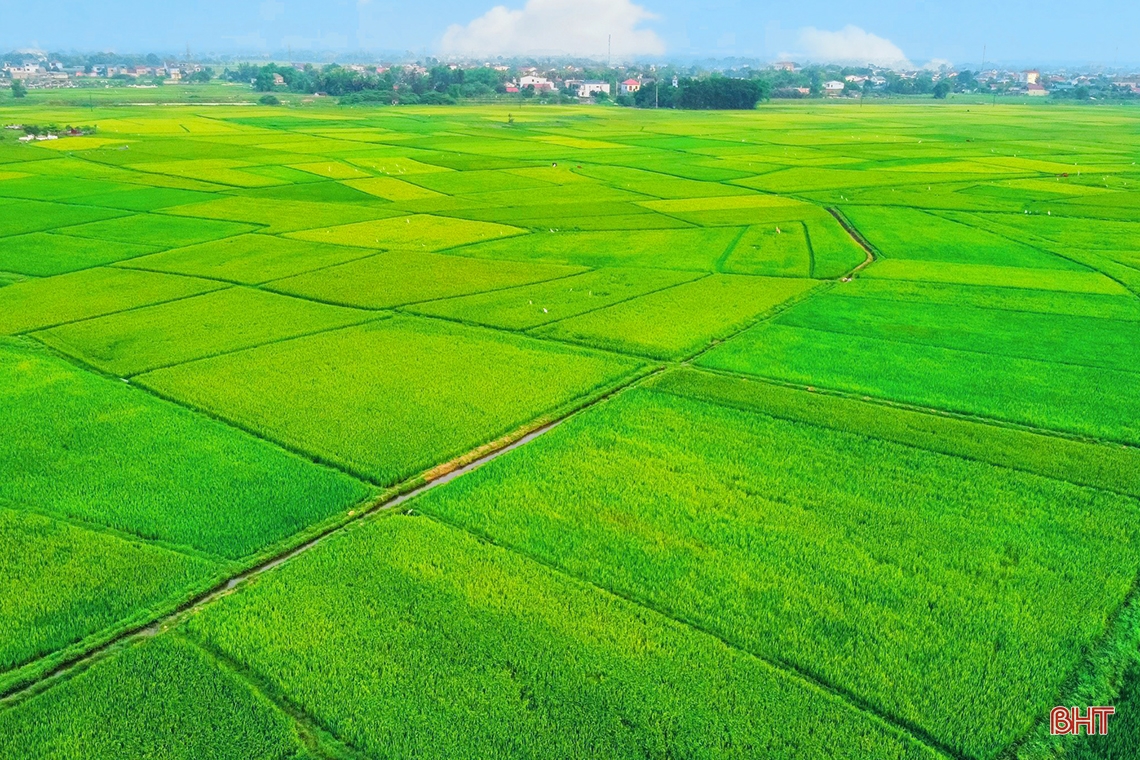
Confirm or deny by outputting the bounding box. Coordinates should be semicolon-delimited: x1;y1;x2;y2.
1;99;1138;759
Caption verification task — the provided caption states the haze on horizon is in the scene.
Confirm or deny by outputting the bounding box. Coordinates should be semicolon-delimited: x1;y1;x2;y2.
2;0;1137;68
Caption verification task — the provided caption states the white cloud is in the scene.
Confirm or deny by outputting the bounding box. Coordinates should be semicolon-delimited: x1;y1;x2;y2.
792;25;910;68
441;0;665;59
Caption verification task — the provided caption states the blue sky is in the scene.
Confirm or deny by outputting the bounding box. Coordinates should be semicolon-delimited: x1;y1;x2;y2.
2;0;1137;66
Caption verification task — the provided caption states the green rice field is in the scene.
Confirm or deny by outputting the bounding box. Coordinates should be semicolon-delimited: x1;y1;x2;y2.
1;100;1138;759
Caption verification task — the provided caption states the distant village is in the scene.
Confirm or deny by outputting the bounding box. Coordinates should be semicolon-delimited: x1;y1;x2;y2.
3;51;1139;104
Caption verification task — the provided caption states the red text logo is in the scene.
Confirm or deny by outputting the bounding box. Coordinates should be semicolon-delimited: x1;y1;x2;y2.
1050;706;1115;736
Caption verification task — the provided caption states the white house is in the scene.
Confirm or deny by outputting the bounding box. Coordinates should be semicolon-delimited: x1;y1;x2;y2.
823;80;846;95
519;75;554;92
620;78;641;95
578;80;610;97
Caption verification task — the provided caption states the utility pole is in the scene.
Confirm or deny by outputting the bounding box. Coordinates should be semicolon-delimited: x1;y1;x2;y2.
655;81;659;108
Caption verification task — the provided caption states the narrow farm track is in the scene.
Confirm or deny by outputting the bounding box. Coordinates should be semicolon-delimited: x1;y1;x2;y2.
0;367;660;710
826;206;877;279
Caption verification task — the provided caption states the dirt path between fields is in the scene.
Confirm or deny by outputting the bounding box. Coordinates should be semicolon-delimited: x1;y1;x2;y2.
0;369;657;708
827;207;877;279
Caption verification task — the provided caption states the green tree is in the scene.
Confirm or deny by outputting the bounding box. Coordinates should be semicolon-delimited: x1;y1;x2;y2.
253;71;276;92
933;80;952;99
674;77;765;110
11;79;27;98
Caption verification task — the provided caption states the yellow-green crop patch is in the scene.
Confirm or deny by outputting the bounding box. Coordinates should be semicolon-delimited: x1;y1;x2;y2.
0;339;371;559
128;159;285;188
0;636;307;759
406;266;701;329
861;259;1129;293
182;514;937;760
287;160;372;179
117;233;376;284
450;227;742;270
841;206;1085;269
136;317;646;485
0;508;217;681
0;233;162;276
0;198;127;237
698;305;1140;445
268;250;582;308
35;287;377;376
162;196;402;233
56;213;255;248
287;213;522;250
341;176;446;200
414;382;1140;759
0;267;224;335
536;274;818;359
721;223;812;276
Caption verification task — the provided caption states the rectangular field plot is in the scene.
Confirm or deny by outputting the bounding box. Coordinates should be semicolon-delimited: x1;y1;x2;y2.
574;165;757;199
637;197;867;276
128;159;284;188
841;206;1084;269
268;250;582;308
535;274;818;359
0;267;224;335
0;232;162;276
136;317;646;486
406;267;701;330
399;168;556;194
287;213;522;250
698;307;1140;445
118;233;376;284
413;383;1140;759
450;227;742;270
721;223;812;277
56;213;255;248
509;211;693;231
341;176;445;201
0;175;139;202
0;636;305;760
162;196;402;234
287;160;371;179
834;278;1140;322
650;368;1140;499
36;287;376;376
0;198;127;238
861;259;1128;294
944;211;1140;253
65;186;219;212
0;339;371;559
184;514;936;760
776;288;1140;373
0;508;216;682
